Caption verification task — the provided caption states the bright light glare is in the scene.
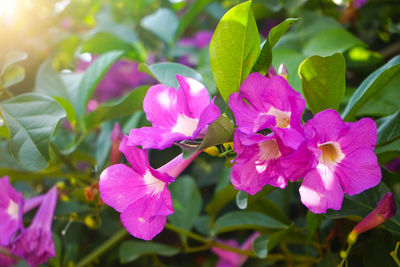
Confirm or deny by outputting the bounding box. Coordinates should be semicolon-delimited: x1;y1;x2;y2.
0;0;18;22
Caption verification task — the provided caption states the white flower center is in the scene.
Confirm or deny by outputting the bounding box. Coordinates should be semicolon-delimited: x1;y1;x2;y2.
318;141;345;166
266;107;291;128
7;200;19;220
255;139;281;173
171;114;199;137
143;170;165;196
158;90;174;108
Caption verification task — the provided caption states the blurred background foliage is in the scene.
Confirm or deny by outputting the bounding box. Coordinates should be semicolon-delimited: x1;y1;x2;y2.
1;0;400;266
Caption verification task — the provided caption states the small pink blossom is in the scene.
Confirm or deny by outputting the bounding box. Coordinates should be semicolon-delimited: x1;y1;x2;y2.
99;136;200;240
128;75;220;150
299;109;381;213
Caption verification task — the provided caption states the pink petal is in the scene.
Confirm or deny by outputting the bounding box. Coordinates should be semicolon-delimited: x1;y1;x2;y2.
336;148;381;195
192;101;220;138
299;166;344;213
99;164;148;212
340;118;377;154
119;136;150;174
304;109;346;144
280;142;315;182
128;127;187;150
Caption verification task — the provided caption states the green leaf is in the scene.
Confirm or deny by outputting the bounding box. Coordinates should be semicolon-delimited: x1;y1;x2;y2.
236;190;248;210
299;53;346;114
140;8;179;45
1;51;27;75
138;62;203;88
247;195;291;225
119;241;180;263
95;122;113;171
199;114;234;150
303;28;362;57
306;211;323;246
342;55;400;121
213;211;286;234
377;110;400;146
1;66;25;88
82;32;133;54
76;50;124;117
85;85;149;129
252;18;300;74
253;225;293;258
0;93;66;171
209;0;260;103
168;176;202;232
272;48;306;91
205;184;237;219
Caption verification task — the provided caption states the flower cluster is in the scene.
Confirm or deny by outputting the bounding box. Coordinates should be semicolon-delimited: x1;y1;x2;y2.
229;73;382;213
99;75;220;240
0;176;58;267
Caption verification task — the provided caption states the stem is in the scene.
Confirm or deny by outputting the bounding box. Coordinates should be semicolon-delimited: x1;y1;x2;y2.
51;143;77;172
339;243;353;267
165;223;208;243
390;242;400;266
75;228;128;267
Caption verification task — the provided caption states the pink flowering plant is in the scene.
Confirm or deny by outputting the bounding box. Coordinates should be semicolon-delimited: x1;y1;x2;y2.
0;0;400;266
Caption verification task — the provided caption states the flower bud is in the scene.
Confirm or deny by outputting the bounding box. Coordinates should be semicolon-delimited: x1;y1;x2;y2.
110;123;124;164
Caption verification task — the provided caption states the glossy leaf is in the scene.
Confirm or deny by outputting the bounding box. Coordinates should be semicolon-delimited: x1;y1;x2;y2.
119;241;180;263
138;62;203;88
253;225;293;258
0;93;66;171
299;53;346;114
209;0;260;103
247;196;291;225
76;50;125;117
252;18;300;74
86;85;149;129
377;110;400;146
306;211;323;246
168;176;202;232
342;55;400;121
205;184;237;219
213;211;286;234
303;28;362;57
140;8;179;45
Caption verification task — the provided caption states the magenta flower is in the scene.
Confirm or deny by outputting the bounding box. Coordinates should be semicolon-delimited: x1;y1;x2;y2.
229;73;305;149
0;247;18;267
12;187;58;267
128;75;220;150
99;136;200;240
353;192;396;235
212;232;259;267
299;109;381;213
179;30;213;49
0;176;24;246
231;131;295;194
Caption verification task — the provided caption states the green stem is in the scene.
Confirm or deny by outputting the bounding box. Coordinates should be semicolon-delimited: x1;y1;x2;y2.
390;242;400;266
75;228;128;267
339;243;353;267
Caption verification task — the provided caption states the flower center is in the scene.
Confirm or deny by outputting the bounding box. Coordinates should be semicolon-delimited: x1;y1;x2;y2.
318;142;345;166
171;114;199;137
258;139;281;162
143;170;165;196
266;107;291;128
7;200;19;220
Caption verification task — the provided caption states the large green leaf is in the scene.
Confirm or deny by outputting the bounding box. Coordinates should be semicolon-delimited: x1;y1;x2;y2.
82;32;133;54
303;28;362;57
205;184;237;220
299;53;346;114
209;0;260;103
253;224;294;258
342;55;400;121
0;93;66;171
213;211;286;234
377;110;400;146
85;85;149;129
272;48;306;91
140;8;179;45
1;66;25;88
76;50;125;118
1;51;27;75
252;18;300;74
119;241;180;263
168;176;202;233
138;62;203;88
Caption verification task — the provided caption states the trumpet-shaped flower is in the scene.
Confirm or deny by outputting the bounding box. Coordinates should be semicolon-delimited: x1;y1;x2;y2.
0;176;24;246
231;131;295;194
299;109;381;213
229;73;305;149
99;136;200;240
128;75;220;150
12;187;58;267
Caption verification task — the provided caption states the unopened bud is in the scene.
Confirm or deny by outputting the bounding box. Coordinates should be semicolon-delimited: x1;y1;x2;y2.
278;64;289;80
110;123;124;164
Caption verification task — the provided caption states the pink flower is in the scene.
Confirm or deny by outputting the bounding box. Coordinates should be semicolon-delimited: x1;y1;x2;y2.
299;109;381;213
99;136;200;240
179;30;213;49
128;75;220;150
0;247;18;267
229;73;305;149
231;131;296;194
212;232;259;267
12;187;58;267
0;176;24;246
353;192;396;235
